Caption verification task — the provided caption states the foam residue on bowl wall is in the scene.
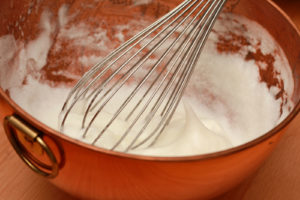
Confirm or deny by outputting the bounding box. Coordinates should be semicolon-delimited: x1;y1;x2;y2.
133;0;153;6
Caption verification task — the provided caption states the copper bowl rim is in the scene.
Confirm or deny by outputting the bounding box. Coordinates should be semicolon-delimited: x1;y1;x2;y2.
0;0;299;162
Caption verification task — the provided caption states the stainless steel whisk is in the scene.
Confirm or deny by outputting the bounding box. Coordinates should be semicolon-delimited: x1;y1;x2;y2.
60;0;228;152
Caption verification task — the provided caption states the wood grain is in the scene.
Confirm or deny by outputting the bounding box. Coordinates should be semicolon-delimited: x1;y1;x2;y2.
0;0;299;199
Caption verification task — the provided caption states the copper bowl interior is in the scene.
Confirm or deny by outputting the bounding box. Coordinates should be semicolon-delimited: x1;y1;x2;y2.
0;0;299;160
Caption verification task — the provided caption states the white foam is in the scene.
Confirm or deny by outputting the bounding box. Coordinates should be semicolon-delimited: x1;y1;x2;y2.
0;8;294;156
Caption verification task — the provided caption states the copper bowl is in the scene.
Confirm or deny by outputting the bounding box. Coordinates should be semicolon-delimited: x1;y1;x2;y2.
0;0;299;199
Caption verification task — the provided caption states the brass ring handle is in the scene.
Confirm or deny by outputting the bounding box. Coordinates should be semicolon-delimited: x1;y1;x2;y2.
4;115;58;178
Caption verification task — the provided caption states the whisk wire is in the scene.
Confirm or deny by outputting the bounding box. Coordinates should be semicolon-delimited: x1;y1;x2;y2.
129;0;227;150
60;0;195;129
111;0;215;150
65;0;194;101
148;0;227;148
88;0;211;144
81;0;204;124
60;0;228;152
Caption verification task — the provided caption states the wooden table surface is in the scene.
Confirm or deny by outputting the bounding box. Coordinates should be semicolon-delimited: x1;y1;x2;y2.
0;0;299;199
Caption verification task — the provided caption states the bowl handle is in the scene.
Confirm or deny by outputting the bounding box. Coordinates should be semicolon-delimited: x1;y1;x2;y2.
3;115;59;178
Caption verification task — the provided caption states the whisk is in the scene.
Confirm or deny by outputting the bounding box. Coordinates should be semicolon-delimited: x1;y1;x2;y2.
60;0;228;152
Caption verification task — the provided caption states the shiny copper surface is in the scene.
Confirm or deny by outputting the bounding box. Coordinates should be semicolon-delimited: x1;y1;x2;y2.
0;0;299;199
